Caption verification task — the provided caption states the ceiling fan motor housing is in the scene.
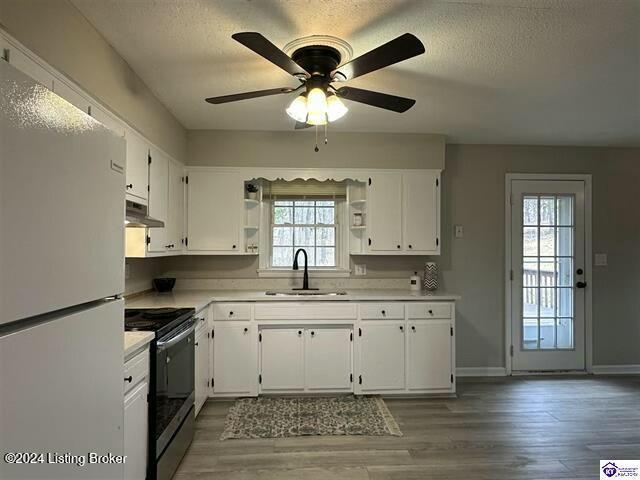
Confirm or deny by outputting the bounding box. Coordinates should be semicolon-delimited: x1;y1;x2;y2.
292;45;341;79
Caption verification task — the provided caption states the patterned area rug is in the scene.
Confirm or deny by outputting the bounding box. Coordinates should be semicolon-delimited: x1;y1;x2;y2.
220;396;402;440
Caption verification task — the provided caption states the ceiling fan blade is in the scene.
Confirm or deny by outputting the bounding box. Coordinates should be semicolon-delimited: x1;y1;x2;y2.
205;87;297;104
232;32;308;77
294;121;311;130
332;33;425;81
336;86;416;113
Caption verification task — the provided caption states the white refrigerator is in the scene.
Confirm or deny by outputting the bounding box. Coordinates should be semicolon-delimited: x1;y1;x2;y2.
0;60;126;479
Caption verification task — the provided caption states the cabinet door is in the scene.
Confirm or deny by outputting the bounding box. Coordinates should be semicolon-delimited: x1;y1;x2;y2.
123;380;148;480
305;328;352;391
213;322;256;395
165;159;184;253
360;321;405;391
147;148;169;252
260;328;305;392
194;326;209;416
124;129;149;202
403;171;439;253
367;172;402;252
187;171;242;252
407;320;452;390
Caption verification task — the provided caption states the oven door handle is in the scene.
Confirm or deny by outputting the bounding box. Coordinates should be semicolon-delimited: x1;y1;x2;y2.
157;321;196;351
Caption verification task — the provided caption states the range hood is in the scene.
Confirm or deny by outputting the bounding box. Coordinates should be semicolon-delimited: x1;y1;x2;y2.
125;200;164;228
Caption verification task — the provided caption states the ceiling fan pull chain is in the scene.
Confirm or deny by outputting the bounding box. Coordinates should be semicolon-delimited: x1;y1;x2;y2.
324;122;328;145
314;125;319;152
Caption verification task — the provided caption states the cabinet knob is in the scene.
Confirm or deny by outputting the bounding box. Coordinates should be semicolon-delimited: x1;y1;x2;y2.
311;331;315;336
298;330;302;335
399;325;404;332
381;310;386;316
232;244;237;249
195;341;199;346
411;325;416;332
229;311;234;316
243;327;248;333
408;244;413;249
429;309;433;315
397;245;401;249
126;183;133;189
124;376;132;383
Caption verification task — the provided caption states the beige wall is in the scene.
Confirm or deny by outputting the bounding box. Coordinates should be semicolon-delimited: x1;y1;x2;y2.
0;0;186;160
187;130;445;169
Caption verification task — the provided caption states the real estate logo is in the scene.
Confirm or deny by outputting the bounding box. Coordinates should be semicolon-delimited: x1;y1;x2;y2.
601;460;640;479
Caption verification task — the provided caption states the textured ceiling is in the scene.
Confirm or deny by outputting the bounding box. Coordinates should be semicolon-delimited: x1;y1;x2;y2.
71;0;639;146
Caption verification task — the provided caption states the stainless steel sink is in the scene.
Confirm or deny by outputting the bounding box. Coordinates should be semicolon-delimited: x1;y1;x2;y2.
265;290;348;296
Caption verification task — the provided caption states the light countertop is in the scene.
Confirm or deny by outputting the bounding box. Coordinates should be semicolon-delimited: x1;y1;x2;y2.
125;289;461;311
124;331;154;359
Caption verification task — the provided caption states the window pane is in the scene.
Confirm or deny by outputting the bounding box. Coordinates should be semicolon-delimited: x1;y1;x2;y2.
523;258;539;287
523;197;538;225
539;288;555;317
294;207;315;224
315;247;335;267
272;247;292;267
540;318;556;349
523;318;538;349
540;227;555;256
557;196;573;226
294;247;315;266
294;200;314;206
557;258;573;286
294;226;314;246
557;227;573;256
557;318;573;348
523;288;538;317
316;207;335;225
540;197;555;225
272;227;292;246
274;200;293;206
557;288;573;317
539;258;555;287
523;228;538;256
316;227;335;246
316;200;334;206
273;206;292;225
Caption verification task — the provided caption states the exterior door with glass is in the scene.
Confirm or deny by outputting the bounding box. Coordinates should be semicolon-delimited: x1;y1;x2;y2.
510;180;586;371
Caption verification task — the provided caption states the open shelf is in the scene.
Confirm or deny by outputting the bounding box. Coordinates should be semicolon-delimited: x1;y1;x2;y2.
350;225;366;230
349;199;367;206
244;198;260;206
244;225;259;230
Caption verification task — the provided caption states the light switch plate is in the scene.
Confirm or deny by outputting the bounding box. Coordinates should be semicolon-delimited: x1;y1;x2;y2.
594;253;607;266
454;225;464;238
354;264;367;276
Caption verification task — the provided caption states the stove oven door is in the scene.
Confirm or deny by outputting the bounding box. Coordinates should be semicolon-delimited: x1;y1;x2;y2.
155;319;195;461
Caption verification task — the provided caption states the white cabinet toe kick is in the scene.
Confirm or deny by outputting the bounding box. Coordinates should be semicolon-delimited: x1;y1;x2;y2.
206;301;456;399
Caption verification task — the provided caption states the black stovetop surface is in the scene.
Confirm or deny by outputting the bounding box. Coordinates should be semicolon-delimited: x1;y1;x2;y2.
124;307;195;338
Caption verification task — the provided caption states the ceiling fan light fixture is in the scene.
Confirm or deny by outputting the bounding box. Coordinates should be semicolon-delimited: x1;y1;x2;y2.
307;87;328;115
306;110;327;126
326;93;348;122
286;94;307;123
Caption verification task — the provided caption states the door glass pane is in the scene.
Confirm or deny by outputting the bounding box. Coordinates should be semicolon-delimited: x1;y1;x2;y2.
520;194;575;351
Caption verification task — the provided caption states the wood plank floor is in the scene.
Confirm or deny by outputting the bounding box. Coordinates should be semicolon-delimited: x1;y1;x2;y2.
175;376;640;479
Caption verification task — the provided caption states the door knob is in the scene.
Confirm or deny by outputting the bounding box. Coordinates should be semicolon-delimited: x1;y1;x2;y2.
126;183;133;189
576;281;587;289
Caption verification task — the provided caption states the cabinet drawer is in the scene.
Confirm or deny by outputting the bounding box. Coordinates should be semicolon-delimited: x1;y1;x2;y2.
254;303;357;320
360;303;405;320
124;349;149;395
407;303;452;319
213;303;251;320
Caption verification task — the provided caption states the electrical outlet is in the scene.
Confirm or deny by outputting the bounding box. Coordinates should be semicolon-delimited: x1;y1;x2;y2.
454;225;464;238
125;263;131;279
354;264;367;276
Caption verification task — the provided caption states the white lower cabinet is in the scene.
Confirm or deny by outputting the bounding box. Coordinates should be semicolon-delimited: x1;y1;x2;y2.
305;328;352;392
213;322;257;396
259;326;353;393
259;328;305;392
359;321;406;392
194;323;209;415
407;319;453;390
123;348;149;480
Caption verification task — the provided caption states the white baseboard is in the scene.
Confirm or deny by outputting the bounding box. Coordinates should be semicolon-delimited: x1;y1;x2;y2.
592;364;640;375
456;367;507;377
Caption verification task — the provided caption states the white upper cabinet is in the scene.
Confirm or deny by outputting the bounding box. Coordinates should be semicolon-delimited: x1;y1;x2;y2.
187;170;243;253
90;105;125;137
3;45;54;90
166;159;185;252
367;172;403;252
366;170;440;255
147;148;169;252
402;170;440;253
52;78;91;114
124;128;150;203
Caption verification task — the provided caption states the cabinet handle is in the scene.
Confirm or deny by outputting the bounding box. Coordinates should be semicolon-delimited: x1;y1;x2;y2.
195;342;199;346
124;376;132;383
399;325;404;332
411;325;416;332
126;184;133;189
243;327;248;333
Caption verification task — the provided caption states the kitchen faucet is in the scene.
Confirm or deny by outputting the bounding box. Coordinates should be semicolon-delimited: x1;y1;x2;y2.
292;248;318;291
